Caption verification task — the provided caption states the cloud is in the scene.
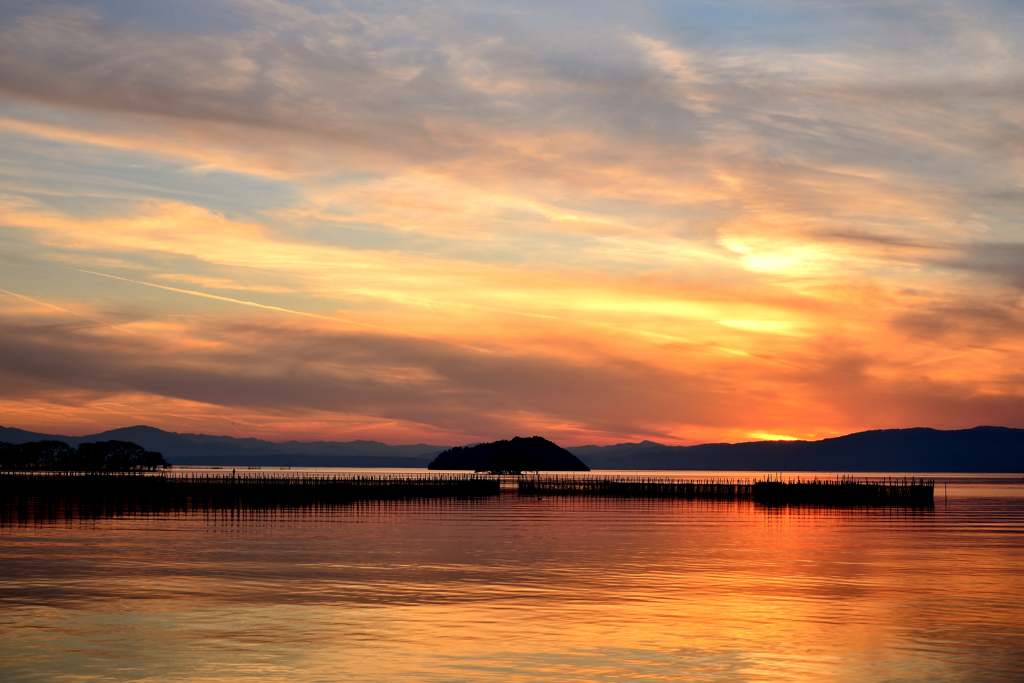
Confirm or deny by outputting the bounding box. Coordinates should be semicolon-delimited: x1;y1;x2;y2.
894;300;1024;344
0;310;748;442
2;1;1019;249
940;243;1024;290
1;1;1023;443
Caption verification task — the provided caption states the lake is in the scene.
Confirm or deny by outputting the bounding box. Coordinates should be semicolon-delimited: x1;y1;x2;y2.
2;472;1022;681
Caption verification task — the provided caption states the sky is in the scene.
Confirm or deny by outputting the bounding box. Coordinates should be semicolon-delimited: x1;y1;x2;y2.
0;0;1022;446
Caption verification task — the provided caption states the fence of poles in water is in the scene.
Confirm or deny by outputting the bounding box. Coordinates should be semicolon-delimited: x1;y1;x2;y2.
0;472;500;523
518;475;755;500
519;473;934;505
0;471;935;523
751;474;936;506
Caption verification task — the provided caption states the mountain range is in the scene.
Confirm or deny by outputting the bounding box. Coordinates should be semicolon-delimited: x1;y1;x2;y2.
1;424;1022;471
571;426;1024;472
0;425;446;468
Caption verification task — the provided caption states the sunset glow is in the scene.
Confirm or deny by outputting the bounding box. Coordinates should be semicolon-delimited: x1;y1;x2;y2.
1;1;1022;445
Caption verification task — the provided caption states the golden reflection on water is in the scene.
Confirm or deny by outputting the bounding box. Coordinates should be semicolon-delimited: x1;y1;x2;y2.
1;486;1023;681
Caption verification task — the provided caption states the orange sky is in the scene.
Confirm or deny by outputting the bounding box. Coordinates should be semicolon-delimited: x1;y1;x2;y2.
0;1;1022;446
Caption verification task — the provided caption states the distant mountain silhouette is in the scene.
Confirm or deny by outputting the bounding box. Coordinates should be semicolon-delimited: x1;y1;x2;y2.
568;427;1024;472
0;425;447;468
428;436;590;472
2;425;1021;471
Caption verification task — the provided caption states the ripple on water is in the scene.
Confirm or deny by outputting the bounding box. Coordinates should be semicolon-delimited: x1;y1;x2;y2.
1;486;1022;682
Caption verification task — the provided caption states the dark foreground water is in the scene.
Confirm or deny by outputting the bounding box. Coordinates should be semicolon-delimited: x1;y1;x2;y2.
1;473;1022;682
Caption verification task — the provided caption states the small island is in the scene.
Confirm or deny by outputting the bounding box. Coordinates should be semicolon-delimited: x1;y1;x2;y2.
427;436;590;473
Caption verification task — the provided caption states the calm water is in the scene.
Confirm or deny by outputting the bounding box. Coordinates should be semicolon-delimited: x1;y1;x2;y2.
2;472;1022;682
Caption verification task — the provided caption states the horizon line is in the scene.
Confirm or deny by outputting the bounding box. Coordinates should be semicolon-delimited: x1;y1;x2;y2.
1;423;1016;450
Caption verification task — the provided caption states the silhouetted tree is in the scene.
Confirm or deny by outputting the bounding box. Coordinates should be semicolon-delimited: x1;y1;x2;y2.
0;440;167;471
74;441;107;471
0;442;26;470
139;448;169;471
20;441;75;471
78;441;167;471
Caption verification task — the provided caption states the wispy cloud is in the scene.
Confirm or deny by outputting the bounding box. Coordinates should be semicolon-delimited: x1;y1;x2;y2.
0;0;1022;443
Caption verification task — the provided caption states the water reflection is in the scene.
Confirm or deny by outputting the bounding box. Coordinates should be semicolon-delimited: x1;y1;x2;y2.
2;491;1022;681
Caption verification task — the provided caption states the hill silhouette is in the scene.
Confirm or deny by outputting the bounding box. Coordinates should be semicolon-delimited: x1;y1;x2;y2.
0;425;446;468
567;426;1024;472
428;436;590;472
1;425;1021;471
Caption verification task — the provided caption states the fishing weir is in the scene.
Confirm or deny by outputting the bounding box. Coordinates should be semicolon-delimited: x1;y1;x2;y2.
519;475;753;500
1;471;934;522
519;474;934;506
751;475;935;506
0;472;499;522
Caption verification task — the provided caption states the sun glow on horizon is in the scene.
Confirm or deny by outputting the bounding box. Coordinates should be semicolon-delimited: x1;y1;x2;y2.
747;433;802;443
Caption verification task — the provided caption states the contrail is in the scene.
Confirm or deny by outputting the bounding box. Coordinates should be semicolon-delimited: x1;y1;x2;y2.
76;268;500;354
73;269;439;341
77;269;348;320
0;287;127;330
